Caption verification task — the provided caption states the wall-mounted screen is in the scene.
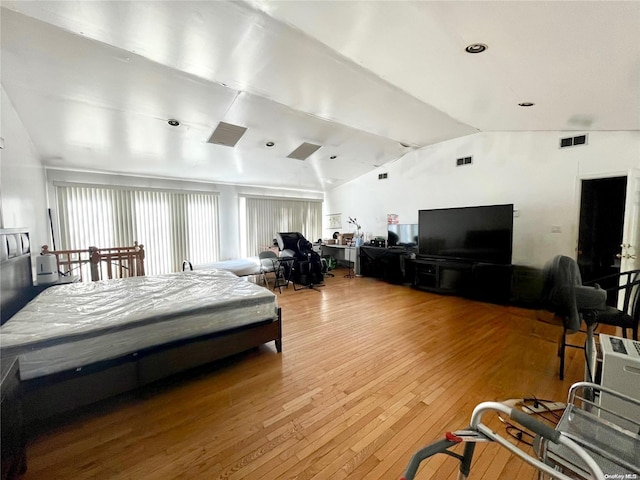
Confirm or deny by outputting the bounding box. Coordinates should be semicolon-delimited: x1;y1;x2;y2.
418;204;513;264
388;224;418;247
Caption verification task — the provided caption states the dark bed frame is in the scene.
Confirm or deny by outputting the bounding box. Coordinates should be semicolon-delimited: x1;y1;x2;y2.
0;229;282;423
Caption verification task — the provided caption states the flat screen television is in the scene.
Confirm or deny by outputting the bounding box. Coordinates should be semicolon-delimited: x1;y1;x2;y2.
388;224;418;247
418;204;513;264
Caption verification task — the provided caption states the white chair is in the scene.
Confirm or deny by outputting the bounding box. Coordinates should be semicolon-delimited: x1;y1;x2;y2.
259;250;279;288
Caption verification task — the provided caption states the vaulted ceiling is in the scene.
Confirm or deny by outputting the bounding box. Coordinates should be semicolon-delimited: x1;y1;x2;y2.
2;1;638;191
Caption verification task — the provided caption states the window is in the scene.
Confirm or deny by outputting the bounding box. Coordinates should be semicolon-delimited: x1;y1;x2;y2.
239;196;322;257
56;185;219;275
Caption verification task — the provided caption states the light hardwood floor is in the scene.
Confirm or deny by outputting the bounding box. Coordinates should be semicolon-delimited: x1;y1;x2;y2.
23;269;606;479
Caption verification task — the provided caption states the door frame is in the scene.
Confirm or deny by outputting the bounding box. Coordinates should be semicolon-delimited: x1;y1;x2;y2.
574;170;628;263
620;167;640;272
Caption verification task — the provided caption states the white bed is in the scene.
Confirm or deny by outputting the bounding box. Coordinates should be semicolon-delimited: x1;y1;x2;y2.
0;269;278;380
186;257;262;277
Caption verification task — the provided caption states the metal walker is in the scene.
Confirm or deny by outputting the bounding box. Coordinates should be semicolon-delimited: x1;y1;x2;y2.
401;382;640;480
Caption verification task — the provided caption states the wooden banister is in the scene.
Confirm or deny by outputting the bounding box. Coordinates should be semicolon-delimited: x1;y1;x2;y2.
42;242;146;282
90;242;145;281
41;245;92;281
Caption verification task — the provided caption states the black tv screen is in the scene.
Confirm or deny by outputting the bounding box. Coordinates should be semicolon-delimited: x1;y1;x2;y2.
418;204;513;264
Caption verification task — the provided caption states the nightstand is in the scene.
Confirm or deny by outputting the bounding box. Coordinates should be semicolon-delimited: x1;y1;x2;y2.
1;356;26;480
34;274;80;295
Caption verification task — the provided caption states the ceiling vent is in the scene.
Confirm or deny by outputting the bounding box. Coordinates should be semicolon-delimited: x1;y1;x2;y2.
378;173;388;180
560;134;588;149
287;142;322;161
207;122;247;147
456;156;473;166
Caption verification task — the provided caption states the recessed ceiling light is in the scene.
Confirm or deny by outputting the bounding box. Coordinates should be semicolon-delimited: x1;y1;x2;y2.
266;141;275;147
465;43;488;54
168;119;180;126
518;102;535;107
330;155;337;159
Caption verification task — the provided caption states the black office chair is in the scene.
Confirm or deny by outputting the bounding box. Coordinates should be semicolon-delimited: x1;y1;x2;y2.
541;255;607;380
585;268;640;341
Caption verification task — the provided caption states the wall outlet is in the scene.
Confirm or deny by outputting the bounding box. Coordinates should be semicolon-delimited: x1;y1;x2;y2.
551;225;562;233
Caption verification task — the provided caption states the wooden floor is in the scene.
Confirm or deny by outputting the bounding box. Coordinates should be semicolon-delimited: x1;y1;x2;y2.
22;269;608;479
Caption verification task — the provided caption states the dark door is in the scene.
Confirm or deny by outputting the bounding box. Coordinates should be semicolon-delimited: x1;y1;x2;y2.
577;176;627;302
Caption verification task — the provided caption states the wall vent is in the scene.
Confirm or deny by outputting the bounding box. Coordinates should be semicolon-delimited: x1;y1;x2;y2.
560;137;573;148
207;122;247;147
378;173;388;180
456;156;473;166
573;134;587;145
287;142;322;160
560;134;588;149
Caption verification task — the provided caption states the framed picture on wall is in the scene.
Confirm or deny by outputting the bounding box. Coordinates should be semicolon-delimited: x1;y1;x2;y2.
327;213;341;229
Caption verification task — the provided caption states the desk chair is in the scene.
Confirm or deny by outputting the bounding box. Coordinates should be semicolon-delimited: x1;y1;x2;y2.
321;257;334;277
585;269;640;341
541;255;607;380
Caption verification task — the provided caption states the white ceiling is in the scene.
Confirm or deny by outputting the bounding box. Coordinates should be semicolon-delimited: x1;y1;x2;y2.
2;1;639;192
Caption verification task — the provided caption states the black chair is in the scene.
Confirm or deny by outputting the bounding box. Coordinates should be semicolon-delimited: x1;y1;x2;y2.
585;268;640;341
541;255;607;380
275;232;324;290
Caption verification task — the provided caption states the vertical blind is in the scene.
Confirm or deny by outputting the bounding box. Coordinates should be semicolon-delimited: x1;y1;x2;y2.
56;185;220;274
240;196;322;257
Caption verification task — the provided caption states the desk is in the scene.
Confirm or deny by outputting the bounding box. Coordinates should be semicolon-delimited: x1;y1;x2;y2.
320;245;360;275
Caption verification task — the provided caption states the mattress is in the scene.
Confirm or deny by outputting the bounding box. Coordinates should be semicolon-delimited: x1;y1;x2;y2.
0;269;278;380
193;257;261;276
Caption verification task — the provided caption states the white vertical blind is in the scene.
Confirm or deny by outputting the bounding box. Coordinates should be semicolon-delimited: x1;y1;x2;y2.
240;196;322;257
187;193;219;266
56;185;220;274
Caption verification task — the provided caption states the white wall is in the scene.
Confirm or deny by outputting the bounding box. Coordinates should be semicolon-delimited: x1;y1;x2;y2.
45;169;324;261
0;85;49;255
325;131;640;267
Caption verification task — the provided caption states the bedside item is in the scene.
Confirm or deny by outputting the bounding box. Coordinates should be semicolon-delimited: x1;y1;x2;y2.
36;252;58;284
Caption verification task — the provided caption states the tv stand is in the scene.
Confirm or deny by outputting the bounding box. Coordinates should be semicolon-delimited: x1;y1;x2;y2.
359;246;414;284
412;257;512;303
